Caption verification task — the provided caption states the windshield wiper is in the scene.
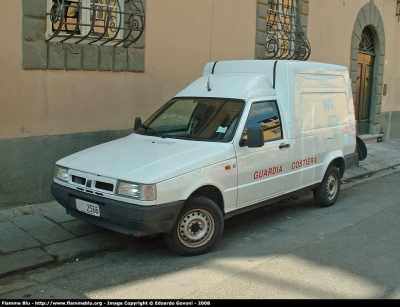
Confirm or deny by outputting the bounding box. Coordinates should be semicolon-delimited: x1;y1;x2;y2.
141;124;166;138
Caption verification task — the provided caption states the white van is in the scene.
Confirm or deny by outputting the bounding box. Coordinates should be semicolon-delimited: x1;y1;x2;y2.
51;60;360;256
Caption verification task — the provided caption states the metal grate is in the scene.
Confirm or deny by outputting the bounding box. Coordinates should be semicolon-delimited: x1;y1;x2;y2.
359;27;375;55
265;0;310;60
46;0;145;47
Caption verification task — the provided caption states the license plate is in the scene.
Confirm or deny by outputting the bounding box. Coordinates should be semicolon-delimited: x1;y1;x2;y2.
76;198;100;217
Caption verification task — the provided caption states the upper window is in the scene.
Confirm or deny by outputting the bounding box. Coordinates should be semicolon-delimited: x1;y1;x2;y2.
46;0;145;47
242;101;283;143
265;0;310;60
359;27;375;55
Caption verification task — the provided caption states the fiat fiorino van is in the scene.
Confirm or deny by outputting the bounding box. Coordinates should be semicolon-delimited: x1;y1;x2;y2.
51;60;360;256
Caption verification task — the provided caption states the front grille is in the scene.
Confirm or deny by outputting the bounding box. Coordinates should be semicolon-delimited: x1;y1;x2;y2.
72;175;86;185
95;181;113;192
70;172;114;194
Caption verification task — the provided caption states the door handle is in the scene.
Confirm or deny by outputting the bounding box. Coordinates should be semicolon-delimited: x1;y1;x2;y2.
279;143;290;149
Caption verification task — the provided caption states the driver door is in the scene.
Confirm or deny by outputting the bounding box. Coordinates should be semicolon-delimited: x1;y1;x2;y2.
235;100;290;208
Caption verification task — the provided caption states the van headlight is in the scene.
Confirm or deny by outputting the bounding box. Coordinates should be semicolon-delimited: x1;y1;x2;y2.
117;181;156;201
54;165;68;182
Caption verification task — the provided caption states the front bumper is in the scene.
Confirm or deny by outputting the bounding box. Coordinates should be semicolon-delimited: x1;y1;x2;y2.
51;182;184;237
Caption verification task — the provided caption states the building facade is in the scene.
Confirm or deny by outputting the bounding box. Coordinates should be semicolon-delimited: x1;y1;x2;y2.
1;0;399;208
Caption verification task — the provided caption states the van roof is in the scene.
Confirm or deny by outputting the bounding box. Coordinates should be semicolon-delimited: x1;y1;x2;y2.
202;60;348;76
175;60;349;101
175;73;276;100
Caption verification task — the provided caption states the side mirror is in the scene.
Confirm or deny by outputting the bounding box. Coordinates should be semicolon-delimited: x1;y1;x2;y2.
134;117;142;131
246;126;264;148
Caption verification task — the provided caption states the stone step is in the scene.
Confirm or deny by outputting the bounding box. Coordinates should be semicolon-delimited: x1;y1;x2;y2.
358;133;384;144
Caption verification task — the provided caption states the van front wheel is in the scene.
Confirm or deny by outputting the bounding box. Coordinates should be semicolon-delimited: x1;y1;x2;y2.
313;165;340;207
163;195;224;256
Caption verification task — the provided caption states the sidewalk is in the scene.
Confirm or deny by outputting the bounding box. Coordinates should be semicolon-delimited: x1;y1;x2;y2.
1;138;400;279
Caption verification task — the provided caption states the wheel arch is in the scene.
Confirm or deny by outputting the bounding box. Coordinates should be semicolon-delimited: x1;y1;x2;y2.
330;157;345;179
321;152;346;179
189;185;225;215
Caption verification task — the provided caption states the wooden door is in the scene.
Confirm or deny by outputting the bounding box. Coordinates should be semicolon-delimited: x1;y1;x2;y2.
355;53;374;135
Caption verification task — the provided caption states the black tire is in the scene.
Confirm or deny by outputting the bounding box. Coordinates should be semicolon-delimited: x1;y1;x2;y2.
163;195;224;256
313;165;341;207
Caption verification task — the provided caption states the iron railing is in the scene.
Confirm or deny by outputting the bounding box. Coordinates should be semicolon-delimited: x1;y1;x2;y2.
265;0;311;60
46;0;145;47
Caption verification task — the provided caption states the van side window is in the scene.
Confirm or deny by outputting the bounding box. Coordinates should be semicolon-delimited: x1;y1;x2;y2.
242;101;283;142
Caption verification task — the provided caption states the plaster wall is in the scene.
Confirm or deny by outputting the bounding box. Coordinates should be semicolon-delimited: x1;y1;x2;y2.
307;0;400;138
0;0;256;140
307;0;367;66
0;0;257;208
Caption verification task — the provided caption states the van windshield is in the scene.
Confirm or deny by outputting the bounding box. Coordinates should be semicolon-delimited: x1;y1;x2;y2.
136;98;244;142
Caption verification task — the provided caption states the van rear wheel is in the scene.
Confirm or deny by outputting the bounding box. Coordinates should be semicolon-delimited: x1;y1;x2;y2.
163;195;224;256
313;165;340;207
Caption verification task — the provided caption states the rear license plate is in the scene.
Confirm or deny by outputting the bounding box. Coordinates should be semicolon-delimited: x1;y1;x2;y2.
76;198;100;217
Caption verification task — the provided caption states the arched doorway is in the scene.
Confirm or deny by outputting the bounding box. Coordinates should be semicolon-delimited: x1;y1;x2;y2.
350;1;385;137
355;27;375;135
